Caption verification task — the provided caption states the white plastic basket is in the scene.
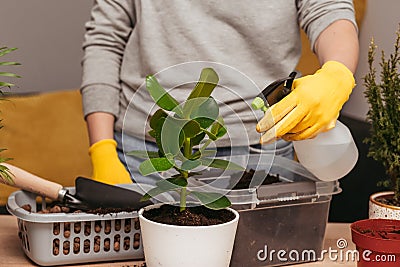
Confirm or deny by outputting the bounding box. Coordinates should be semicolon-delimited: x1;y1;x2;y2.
6;184;162;266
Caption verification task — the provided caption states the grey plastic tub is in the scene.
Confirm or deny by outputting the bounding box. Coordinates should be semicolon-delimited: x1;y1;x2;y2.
192;154;341;266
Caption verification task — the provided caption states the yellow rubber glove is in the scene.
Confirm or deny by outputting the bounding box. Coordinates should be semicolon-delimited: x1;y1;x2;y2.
89;139;132;185
256;61;355;144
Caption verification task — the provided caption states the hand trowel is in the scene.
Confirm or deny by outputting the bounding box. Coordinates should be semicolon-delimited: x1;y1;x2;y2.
1;163;152;211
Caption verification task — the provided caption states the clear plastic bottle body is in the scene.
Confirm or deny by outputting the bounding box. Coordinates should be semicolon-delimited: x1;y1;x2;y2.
293;120;358;181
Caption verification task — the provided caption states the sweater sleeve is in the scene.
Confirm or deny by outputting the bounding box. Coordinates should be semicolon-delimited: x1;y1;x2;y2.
296;0;357;52
80;0;135;118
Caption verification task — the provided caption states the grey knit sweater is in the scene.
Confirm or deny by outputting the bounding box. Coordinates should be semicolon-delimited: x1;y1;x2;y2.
81;0;356;146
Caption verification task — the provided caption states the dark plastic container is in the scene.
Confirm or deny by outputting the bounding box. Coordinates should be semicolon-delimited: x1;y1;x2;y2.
193;154;341;266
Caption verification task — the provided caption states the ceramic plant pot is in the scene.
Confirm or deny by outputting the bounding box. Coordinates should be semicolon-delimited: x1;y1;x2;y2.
138;203;239;267
369;191;400;220
351;219;400;267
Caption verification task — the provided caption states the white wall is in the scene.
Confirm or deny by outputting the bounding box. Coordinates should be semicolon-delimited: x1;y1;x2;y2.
342;0;400;121
0;0;93;93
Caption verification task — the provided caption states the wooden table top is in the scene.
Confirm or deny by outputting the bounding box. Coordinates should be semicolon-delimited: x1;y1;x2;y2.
0;215;356;266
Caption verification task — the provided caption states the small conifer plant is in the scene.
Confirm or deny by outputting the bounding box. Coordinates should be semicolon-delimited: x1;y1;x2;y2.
364;25;400;204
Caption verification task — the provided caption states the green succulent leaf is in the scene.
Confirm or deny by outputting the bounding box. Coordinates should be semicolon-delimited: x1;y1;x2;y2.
191;191;231;210
200;158;245;171
202;129;217;141
149;109;168;129
190;132;206;147
193;98;219;128
148;129;157;138
210;116;227;138
161;117;184;156
181;159;202;171
138;157;174;176
161;116;201;155
171;171;202;178
216;127;227;138
187;68;219;100
203;121;227;141
160;177;188;187
146;75;180;111
180;119;202;138
191;149;217;160
183;97;219;128
150;116;166;155
141;177;187;201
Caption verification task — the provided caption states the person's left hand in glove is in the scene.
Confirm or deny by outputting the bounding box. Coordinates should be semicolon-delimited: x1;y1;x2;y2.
85;111;133;185
256;20;359;144
89;139;133;185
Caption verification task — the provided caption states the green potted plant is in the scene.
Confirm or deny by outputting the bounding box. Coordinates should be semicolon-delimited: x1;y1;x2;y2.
0;46;20;184
363;26;400;220
128;67;243;267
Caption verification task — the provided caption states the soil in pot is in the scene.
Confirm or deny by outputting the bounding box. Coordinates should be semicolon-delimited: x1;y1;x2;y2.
375;195;400;207
142;204;236;226
353;225;400;240
232;168;280;189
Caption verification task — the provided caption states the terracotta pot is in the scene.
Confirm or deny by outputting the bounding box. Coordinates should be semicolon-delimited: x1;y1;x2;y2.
369;191;400;220
351;219;400;267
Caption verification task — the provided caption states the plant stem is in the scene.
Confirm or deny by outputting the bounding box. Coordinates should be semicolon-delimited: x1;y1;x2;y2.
180;137;192;211
180;187;187;212
199;139;213;156
184;137;192;158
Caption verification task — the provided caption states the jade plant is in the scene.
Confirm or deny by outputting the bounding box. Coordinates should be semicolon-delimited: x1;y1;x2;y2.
0;46;20;183
364;26;400;204
128;67;244;211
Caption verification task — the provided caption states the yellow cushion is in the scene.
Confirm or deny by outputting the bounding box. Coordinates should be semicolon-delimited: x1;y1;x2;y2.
0;89;91;205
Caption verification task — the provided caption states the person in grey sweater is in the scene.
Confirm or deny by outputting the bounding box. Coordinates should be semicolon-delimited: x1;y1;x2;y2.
81;0;359;185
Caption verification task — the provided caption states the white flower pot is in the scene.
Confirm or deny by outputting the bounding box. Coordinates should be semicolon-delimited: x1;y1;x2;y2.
369;191;400;220
138;203;239;267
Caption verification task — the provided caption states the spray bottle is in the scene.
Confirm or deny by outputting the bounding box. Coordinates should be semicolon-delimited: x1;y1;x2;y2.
252;72;358;181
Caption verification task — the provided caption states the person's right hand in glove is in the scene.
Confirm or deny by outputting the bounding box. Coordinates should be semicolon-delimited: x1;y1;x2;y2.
256;61;355;143
257;20;359;144
86;112;132;185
